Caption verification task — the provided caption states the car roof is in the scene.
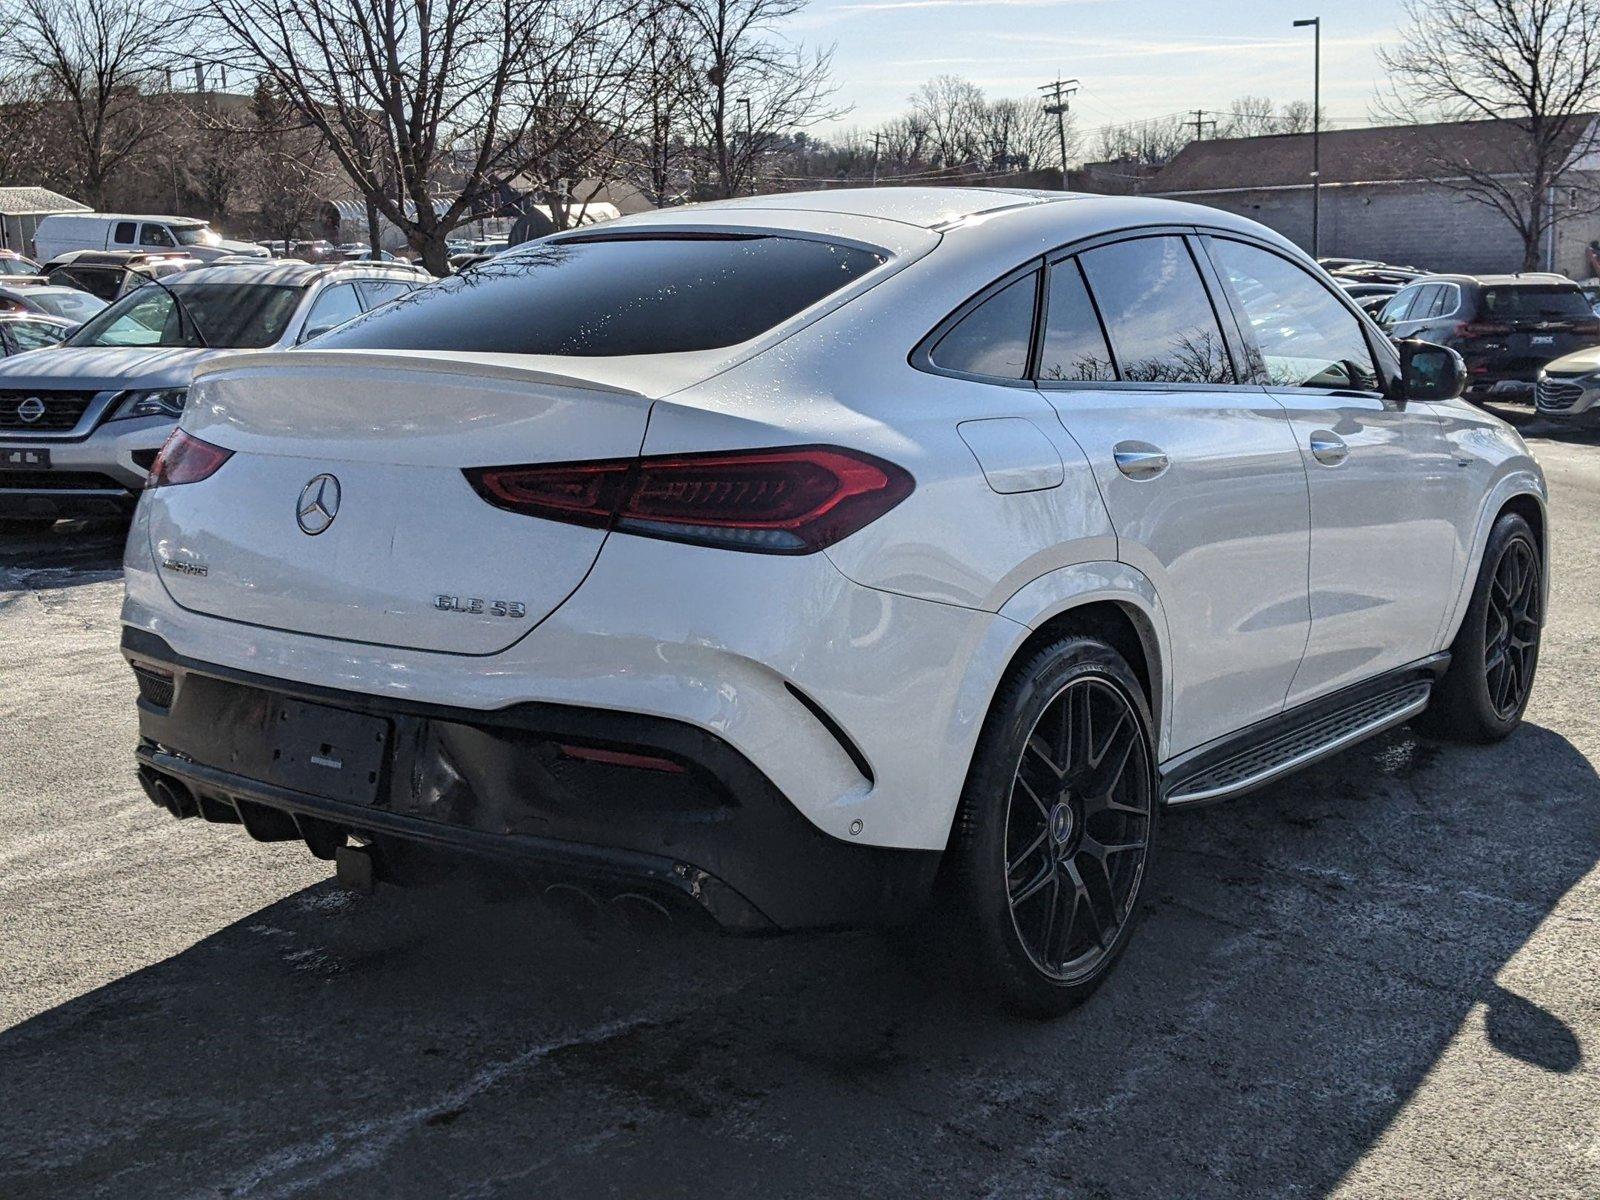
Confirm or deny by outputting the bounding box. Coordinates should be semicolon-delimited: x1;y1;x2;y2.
54;212;206;226
636;186;1074;230
0;310;72;326
45;249;198;267
1420;272;1576;288
171;260;429;286
0;283;80;297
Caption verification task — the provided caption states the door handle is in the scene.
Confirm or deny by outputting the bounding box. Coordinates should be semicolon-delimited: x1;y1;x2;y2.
1112;442;1169;480
1309;431;1349;466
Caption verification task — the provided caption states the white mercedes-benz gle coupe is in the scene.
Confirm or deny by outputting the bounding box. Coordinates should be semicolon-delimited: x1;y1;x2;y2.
123;188;1546;1013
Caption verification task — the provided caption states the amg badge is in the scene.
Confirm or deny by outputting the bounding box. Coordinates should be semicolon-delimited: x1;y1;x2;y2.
161;557;209;577
434;595;527;618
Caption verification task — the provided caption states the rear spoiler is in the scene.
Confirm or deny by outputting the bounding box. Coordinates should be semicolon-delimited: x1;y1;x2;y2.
191;348;648;398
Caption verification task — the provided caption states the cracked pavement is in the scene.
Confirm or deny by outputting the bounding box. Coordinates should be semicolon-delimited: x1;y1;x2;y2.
2;412;1598;1198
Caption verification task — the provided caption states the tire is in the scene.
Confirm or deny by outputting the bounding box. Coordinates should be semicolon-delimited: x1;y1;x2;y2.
1419;511;1542;743
942;635;1159;1016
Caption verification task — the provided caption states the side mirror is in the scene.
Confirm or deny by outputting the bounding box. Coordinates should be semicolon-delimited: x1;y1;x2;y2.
1399;339;1466;402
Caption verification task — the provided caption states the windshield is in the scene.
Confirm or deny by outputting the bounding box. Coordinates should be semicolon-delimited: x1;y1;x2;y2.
173;225;223;248
67;281;303;349
27;290;107;323
0;257;38;277
1481;285;1592;320
314;235;887;356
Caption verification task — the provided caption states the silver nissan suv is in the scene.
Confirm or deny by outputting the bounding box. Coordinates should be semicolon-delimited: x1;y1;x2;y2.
0;259;428;532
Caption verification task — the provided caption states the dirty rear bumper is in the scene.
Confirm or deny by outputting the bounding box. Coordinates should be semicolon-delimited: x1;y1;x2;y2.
123;627;941;932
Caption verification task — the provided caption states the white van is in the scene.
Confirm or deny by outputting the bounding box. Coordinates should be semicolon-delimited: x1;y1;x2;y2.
32;214;268;264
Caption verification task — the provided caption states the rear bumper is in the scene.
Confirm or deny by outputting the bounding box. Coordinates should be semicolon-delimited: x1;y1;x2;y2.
123;627;942;931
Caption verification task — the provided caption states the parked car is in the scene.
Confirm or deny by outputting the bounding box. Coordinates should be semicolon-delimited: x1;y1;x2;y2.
0;259;428;529
1318;256;1381;273
33;213;269;264
118;188;1545;1014
0;249;42;277
0;312;72;356
1376;273;1600;398
1331;264;1429;286
1534;345;1600;422
0;282;109;326
41;250;203;302
1578;278;1600;317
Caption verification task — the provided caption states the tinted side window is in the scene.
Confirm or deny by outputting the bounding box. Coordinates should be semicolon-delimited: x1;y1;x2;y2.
1038;259;1115;381
1380;286;1421;325
114;221;137;245
9;320;65;352
928;271;1037;379
1209;239;1378;391
1078;237;1233;384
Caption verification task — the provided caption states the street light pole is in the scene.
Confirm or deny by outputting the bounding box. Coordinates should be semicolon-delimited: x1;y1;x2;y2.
1294;17;1321;259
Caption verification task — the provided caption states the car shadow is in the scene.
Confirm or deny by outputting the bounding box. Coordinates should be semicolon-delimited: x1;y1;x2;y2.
1;721;1595;1199
0;521;126;599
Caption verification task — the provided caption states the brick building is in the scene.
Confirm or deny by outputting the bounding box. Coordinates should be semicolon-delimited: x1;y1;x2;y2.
1136;116;1600;278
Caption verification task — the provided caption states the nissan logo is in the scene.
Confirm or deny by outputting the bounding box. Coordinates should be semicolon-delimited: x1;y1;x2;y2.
16;397;45;424
296;473;341;536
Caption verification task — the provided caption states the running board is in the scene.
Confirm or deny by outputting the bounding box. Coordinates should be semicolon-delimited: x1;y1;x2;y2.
1161;660;1445;807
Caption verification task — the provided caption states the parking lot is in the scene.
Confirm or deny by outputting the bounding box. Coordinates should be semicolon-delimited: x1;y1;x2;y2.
0;407;1596;1199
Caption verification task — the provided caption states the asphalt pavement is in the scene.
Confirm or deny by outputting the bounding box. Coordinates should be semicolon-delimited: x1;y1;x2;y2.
2;412;1597;1199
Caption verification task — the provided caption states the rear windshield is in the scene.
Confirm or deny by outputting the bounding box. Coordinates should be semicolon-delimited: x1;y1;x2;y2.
1481;285;1592;319
313;235;886;356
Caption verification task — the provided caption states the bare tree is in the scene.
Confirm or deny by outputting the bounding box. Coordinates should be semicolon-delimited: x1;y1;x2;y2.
980;95;1065;171
242;78;335;247
910;75;987;168
1381;0;1600;269
196;0;639;273
1277;99;1323;135
621;2;698;206
3;0;167;207
1093;113;1191;166
677;0;843;198
1220;96;1280;138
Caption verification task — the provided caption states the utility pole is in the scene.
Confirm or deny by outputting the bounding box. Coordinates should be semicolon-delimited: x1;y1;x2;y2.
1294;17;1322;258
1189;109;1217;141
870;131;882;185
739;95;755;195
1038;75;1080;188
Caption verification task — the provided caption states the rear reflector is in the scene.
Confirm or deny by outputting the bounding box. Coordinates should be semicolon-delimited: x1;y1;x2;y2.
556;744;686;773
465;445;914;554
147;430;233;488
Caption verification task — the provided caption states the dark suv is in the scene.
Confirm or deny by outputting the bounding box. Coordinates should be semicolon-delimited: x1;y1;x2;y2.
1376;273;1600;398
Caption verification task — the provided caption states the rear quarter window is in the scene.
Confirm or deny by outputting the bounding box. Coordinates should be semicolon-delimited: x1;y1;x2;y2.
315;235;886;356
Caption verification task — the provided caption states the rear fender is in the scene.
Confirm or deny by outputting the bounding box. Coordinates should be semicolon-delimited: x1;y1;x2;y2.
987;561;1175;760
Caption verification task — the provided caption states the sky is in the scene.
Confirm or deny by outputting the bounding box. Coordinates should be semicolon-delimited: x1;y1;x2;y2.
793;0;1408;141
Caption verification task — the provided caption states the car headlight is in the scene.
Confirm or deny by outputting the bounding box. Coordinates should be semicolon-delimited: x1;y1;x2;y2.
110;388;188;421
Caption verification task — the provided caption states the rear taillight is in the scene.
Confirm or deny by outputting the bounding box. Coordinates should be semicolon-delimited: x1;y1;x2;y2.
147;430;232;487
1453;321;1512;339
465;445;914;554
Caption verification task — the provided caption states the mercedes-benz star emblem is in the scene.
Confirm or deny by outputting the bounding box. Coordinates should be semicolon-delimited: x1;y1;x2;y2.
296;474;341;536
16;397;45;424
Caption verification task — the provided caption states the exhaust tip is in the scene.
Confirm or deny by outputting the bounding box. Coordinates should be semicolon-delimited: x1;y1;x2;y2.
141;770;197;820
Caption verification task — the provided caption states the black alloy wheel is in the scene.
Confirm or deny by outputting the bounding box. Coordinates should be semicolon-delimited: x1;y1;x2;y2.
1004;675;1153;984
1484;535;1540;720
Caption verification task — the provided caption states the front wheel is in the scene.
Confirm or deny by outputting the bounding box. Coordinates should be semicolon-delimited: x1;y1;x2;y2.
1420;511;1542;742
944;635;1159;1016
